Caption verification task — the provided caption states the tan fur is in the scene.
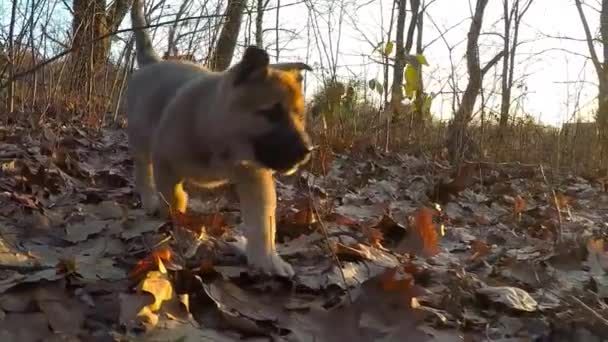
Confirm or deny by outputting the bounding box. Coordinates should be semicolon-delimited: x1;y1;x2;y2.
126;0;312;277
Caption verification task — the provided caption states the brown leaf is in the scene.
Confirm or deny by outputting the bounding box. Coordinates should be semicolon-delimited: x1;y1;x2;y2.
363;227;384;248
587;238;605;254
514;195;526;216
469;240;490;261
332;242;373;261
369;214;406;246
430;163;478;203
129;247;173;280
326;212;359;227
413;207;440;257
292;206;317;225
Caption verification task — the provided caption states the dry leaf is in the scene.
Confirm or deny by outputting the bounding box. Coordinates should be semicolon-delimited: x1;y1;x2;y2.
477;286;538;312
138;271;174;312
469;240;490;261
514;195;526;219
332;242;373;261
326;212;359;227
413;207;440;257
129;247;172;280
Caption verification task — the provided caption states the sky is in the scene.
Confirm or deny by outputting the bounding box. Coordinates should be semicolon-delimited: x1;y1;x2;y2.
269;0;600;127
0;0;601;127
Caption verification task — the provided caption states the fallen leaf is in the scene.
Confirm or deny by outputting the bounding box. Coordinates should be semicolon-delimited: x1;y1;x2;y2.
469;240;490;261
63;219;107;243
477;286;538;312
138;271;174;312
327;212;359;227
514;195;526;220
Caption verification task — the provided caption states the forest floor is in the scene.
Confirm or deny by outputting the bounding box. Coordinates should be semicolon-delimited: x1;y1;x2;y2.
1;123;608;341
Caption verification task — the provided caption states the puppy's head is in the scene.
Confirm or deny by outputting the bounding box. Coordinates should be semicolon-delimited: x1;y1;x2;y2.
224;46;313;175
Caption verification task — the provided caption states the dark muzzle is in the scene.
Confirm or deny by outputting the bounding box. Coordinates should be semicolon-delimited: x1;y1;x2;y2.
252;127;312;173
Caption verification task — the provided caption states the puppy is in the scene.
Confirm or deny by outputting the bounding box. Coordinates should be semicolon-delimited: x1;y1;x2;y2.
126;0;313;278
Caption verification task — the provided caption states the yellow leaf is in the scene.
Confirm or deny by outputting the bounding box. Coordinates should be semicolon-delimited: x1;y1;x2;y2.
137;305;159;328
415;54;429;66
384;41;394;56
405;83;416;99
156;255;167;274
138;271;173;312
404;65;418;99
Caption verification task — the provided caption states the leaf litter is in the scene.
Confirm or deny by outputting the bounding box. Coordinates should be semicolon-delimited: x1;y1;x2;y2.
1;125;608;341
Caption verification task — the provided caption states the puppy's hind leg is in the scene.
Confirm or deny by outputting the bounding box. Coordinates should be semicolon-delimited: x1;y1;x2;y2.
133;153;160;215
152;158;188;218
234;167;294;278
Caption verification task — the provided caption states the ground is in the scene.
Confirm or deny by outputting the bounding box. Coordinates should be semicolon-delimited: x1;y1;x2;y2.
0;123;608;341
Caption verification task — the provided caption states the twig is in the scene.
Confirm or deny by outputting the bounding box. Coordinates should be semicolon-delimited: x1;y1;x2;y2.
0;14;226;90
570;295;608;327
304;157;353;304
539;164;563;243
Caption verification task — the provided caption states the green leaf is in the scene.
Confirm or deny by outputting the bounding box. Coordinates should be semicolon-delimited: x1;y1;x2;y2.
404;64;419;99
384;41;394;56
405;83;416;99
415;54;429;66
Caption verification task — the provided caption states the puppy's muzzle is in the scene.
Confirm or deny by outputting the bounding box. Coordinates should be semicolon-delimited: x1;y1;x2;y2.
252;128;313;174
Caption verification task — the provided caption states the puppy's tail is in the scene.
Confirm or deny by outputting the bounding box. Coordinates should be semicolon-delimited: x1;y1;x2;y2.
131;0;161;67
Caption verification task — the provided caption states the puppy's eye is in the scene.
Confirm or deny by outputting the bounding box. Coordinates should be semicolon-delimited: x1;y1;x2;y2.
257;103;284;123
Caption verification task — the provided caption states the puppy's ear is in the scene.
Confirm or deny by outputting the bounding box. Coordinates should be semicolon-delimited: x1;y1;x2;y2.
233;46;270;85
270;62;313;72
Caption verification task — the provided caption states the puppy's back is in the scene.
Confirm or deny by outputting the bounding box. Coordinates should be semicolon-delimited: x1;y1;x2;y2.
126;61;209;154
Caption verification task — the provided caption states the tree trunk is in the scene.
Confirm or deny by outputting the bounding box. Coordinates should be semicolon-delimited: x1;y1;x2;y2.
499;0;511;128
411;0;424;127
446;0;490;163
390;0;407;116
71;0;108;92
7;0;18;113
107;0;133;33
599;0;608;161
255;0;269;48
575;0;608;167
71;0;132;87
209;0;249;71
499;0;533;129
404;0;419;53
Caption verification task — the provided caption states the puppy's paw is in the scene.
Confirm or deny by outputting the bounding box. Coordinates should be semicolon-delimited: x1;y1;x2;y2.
246;245;295;278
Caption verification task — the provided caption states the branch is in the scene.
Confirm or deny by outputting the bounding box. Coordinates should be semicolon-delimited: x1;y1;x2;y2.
481;50;505;76
574;0;603;74
0;13;226;89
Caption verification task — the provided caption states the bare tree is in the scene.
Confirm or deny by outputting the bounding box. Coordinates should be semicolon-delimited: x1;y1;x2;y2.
446;0;504;163
574;0;608;165
390;0;407;115
71;0;132;69
256;0;270;48
208;0;248;71
499;0;534;128
164;0;193;59
7;0;18;113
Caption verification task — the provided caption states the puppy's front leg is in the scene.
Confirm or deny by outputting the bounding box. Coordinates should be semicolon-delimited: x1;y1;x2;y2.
152;158;188;218
235;167;294;278
133;153;160;215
